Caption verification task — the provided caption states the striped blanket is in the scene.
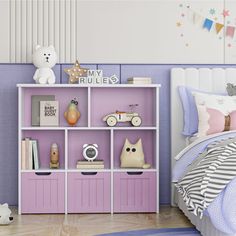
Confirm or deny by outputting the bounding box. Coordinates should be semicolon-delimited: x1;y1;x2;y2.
176;138;236;218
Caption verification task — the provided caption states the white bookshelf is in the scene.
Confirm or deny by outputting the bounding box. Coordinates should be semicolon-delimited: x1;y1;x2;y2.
18;84;160;214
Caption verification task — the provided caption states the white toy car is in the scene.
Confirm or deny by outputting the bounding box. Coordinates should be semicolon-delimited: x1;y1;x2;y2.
103;104;142;127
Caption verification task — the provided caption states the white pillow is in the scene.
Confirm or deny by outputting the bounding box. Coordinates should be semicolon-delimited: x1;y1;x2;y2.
192;92;236;115
192;92;236;137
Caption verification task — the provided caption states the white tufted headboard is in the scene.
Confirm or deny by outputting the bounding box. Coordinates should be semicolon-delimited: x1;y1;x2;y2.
170;67;236;205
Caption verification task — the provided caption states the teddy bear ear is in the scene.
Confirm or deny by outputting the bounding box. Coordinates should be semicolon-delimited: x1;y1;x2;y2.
49;45;55;51
35;45;41;51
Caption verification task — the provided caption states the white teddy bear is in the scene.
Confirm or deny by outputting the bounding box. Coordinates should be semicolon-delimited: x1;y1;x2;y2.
0;203;13;225
32;45;57;84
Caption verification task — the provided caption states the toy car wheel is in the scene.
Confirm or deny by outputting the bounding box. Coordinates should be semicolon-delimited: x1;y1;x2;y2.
131;116;142;126
106;116;117;126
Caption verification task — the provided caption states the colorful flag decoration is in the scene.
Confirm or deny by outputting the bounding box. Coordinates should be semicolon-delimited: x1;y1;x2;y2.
215;23;224;34
193;12;202;24
203;18;213;31
183;8;236;39
226;26;235;38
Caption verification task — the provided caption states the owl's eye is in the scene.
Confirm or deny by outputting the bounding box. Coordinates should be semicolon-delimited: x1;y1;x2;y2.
132;148;136;152
126;148;130;152
48;54;50;56
44;53;46;56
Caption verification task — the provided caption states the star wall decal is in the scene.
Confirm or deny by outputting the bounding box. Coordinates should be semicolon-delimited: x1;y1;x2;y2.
222;9;230;17
209;8;216;15
64;60;88;84
176;22;182;27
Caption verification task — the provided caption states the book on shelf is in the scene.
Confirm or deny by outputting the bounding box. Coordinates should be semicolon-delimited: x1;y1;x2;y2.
76;160;104;169
31;95;55;126
127;77;152;84
31;140;39;170
77;160;104;165
25;138;30;170
21;140;26;169
21;138;40;170
76;164;104;169
28;140;33;170
40;101;59;126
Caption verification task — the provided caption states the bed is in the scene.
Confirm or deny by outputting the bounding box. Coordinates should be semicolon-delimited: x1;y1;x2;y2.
171;67;236;236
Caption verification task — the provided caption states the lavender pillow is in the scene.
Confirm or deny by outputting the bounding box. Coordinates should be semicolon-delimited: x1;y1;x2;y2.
178;86;226;136
178;86;198;136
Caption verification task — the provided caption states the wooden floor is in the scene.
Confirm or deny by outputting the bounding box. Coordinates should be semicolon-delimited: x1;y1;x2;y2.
0;206;192;236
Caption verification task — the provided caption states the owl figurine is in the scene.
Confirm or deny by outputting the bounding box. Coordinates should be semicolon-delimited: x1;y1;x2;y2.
120;138;151;169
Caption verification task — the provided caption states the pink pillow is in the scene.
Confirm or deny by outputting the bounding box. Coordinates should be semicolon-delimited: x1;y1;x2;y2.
197;106;236;137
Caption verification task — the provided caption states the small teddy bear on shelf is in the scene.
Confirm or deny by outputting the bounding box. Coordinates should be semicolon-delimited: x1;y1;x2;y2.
32;45;57;84
0;203;13;225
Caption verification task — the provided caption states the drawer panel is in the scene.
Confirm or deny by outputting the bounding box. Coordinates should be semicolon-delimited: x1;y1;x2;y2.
68;172;111;213
21;172;65;213
114;172;156;212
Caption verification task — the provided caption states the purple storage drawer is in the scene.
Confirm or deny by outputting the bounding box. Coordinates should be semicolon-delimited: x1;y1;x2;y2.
114;172;156;212
68;172;111;213
21;172;65;214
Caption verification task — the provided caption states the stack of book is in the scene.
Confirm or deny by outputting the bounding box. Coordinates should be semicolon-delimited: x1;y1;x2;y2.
127;77;152;84
76;160;104;169
21;138;40;170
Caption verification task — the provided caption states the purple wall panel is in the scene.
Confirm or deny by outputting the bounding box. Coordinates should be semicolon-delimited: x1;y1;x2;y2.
97;64;121;83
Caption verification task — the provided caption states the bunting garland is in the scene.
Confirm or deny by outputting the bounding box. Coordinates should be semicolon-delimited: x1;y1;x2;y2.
187;8;236;38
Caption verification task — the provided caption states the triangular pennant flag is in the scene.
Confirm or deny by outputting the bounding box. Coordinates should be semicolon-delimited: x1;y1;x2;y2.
193;12;202;24
215;23;224;34
203;18;213;31
226;26;235;38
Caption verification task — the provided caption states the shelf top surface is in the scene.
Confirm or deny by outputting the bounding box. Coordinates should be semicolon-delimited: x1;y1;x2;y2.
17;83;161;88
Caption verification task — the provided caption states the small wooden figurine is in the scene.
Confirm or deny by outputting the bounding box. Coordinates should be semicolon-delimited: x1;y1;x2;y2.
64;98;81;126
50;143;59;169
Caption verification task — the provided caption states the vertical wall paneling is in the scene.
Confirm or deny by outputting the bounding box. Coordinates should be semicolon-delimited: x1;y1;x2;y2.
59;0;65;62
21;0;27;62
54;0;60;59
10;0;16;62
37;0;43;47
2;0;234;63
43;0;49;47
224;0;236;63
32;0;38;53
26;0;32;62
15;0;21;62
48;0;54;46
65;0;71;62
70;0;76;62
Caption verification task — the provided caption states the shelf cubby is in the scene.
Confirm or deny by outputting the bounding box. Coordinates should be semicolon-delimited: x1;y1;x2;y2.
90;87;156;127
68;130;111;169
22;130;65;170
113;130;157;170
21;87;88;127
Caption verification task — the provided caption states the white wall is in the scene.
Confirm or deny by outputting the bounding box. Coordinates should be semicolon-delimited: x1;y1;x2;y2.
0;0;235;64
